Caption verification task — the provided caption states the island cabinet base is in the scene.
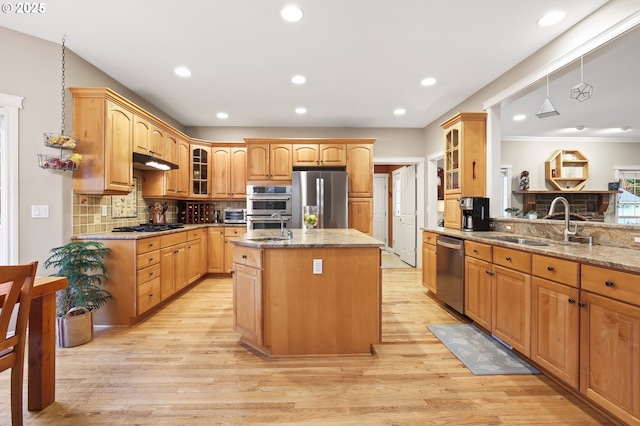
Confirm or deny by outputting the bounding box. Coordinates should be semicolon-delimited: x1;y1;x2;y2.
262;247;381;357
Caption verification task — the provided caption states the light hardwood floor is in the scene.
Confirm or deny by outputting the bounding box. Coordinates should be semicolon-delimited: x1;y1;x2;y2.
2;268;614;425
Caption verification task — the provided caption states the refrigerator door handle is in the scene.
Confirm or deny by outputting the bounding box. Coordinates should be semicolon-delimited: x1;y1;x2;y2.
316;177;324;228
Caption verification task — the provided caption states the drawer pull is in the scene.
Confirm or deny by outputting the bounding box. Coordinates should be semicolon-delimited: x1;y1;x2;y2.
242;254;247;259
485;270;494;275
149;257;154;262
605;280;614;287
568;298;575;304
547;266;554;271
473;249;478;253
149;293;154;297
578;301;586;308
505;256;512;261
149;272;154;276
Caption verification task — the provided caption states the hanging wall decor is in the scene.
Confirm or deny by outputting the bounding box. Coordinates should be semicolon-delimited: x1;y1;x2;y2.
569;56;593;102
536;75;560;118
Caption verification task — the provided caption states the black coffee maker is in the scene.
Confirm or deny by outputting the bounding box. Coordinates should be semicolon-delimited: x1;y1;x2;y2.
459;197;490;231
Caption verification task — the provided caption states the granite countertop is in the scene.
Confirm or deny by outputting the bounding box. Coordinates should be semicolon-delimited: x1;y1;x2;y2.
233;229;385;249
73;223;245;240
424;227;640;274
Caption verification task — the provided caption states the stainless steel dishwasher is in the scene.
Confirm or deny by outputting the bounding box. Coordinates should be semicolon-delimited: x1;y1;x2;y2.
436;235;465;315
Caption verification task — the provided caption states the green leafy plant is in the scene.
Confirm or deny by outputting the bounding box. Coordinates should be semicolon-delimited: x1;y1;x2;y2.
504;207;522;216
44;241;112;317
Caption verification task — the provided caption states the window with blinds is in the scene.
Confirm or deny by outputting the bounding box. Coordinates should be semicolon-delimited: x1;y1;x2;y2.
617;169;640;224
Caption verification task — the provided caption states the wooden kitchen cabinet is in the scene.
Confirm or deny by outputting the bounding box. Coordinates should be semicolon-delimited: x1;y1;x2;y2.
580;264;640;425
440;112;486;229
133;114;151;155
421;231;438;294
232;246;264;346
190;143;211;198
71;88;134;194
531;254;580;389
136;238;161;315
348;198;373;236
225;227;247;273
160;232;188;301
150;123;168;161
464;240;493;330
245;142;292;181
207;227;226;273
186;228;207;284
292;143;346;167
211;145;247;199
491;246;531;357
346;144;374;198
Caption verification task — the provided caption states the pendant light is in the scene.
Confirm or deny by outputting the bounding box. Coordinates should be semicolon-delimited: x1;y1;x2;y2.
536;75;560;118
569;56;593;102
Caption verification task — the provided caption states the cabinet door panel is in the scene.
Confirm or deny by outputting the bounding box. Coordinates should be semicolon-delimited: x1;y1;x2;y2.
105;102;133;191
531;277;579;388
207;228;225;273
465;256;492;330
580;291;640;424
230;148;247;198
346;144;373;197
233;263;263;345
211;147;231;198
492;265;531;356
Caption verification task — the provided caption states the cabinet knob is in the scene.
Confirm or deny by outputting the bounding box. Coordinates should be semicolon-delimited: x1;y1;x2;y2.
547;266;554;271
242;254;247;259
605;280;614;287
473;249;478;253
568;298;575;304
505;256;512;261
578;301;586;307
485;270;493;275
149;293;154;297
149;272;154;277
149;257;154;262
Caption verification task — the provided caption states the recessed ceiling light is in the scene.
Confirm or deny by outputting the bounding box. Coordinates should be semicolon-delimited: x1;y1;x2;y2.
174;66;191;77
291;75;306;85
620;126;631;131
216;112;228;119
394;108;406;116
281;5;303;22
537;11;565;27
420;77;436;87
575;125;585;131
295;107;307;114
513;114;526;121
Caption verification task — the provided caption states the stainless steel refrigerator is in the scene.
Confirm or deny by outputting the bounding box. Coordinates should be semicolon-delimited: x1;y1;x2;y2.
292;170;348;228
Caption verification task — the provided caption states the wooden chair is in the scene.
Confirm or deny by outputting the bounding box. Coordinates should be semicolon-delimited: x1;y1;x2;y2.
0;262;38;426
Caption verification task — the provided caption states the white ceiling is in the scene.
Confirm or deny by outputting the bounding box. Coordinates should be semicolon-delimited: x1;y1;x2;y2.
0;0;615;130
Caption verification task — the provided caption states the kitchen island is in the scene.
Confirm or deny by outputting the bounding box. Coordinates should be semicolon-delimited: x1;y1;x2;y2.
231;229;384;357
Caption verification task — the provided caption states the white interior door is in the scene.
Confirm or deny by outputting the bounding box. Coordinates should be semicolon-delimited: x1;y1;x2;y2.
392;170;402;255
373;174;388;247
399;165;416;266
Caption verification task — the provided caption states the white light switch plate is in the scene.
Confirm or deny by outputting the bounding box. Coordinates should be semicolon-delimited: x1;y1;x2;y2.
31;205;49;218
313;259;323;274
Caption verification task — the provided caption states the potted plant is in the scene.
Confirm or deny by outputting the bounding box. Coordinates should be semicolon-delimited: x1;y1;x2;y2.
504;207;522;217
525;210;538;219
44;241;112;347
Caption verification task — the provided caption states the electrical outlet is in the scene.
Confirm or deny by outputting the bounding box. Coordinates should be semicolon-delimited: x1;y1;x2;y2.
31;205;49;218
101;205;108;216
504;224;514;233
94;214;101;224
632;234;640;245
313;259;323;274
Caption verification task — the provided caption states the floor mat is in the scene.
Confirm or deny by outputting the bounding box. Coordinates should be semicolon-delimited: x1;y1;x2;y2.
426;324;540;375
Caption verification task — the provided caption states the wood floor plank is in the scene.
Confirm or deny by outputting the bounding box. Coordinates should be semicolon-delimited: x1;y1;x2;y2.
0;269;617;424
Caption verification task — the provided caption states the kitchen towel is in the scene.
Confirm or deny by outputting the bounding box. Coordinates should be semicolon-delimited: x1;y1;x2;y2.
427;324;540;375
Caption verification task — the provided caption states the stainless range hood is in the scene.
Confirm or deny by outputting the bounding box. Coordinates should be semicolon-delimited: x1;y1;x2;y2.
132;152;179;171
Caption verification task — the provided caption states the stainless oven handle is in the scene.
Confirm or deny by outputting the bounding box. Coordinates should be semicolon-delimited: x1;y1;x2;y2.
247;196;291;201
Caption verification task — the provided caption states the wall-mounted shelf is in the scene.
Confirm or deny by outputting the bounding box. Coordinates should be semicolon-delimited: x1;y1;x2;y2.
513;190;621;213
545;149;589;190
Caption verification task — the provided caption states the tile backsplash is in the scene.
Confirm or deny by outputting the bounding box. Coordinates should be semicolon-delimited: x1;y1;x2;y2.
72;175;246;235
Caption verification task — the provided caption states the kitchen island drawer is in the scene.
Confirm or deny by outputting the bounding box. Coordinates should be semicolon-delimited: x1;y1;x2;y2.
582;264;640;306
493;246;531;274
422;231;438;245
532;254;579;287
137;277;161;315
137;237;160;254
465;240;492;262
137;250;160;269
233;246;262;269
225;227;247;237
137;263;161;285
187;228;205;241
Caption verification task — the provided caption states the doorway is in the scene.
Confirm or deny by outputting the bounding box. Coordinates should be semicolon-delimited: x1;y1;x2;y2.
373;174;389;247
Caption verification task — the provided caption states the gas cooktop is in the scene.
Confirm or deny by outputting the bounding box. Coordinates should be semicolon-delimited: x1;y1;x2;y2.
112;223;185;232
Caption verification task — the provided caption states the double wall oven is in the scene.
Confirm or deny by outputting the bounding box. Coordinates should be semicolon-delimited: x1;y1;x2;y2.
246;185;292;230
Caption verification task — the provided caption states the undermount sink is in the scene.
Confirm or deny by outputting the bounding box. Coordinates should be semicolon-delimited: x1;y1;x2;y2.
487;235;552;246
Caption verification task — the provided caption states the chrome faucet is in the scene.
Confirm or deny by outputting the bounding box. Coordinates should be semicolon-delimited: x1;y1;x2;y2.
548;196;577;241
271;213;293;239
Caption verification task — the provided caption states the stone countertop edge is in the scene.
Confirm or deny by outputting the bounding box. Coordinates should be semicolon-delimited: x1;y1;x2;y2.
423;227;640;274
72;223;241;240
233;229;386;249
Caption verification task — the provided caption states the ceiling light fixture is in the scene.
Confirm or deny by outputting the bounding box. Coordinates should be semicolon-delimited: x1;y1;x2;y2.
295;107;307;114
291;75;306;85
575;125;585;131
420;77;436;87
174;66;191;77
536;75;560;119
620;126;631;131
513;114;526;121
145;161;171;171
394;108;406;116
281;5;303;22
216;112;229;119
537;11;565;27
570;56;593;102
